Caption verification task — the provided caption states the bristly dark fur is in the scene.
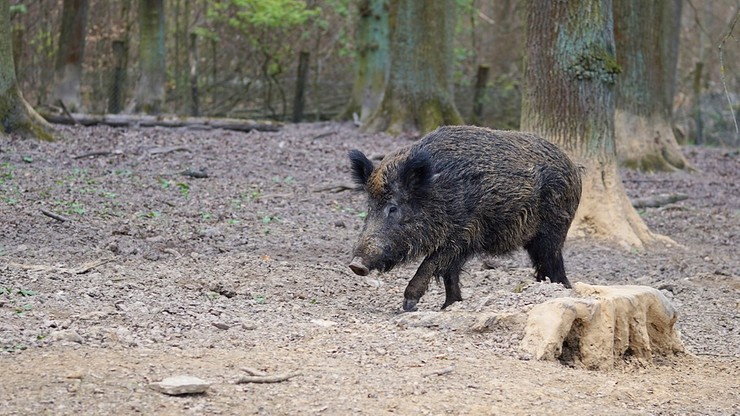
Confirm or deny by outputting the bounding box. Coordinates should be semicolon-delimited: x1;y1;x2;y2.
398;150;433;197
348;149;374;188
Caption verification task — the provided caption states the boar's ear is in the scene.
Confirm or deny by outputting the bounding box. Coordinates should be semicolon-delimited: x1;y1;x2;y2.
349;149;374;188
399;150;433;197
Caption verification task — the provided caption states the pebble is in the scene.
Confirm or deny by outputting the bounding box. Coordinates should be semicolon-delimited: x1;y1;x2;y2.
49;329;83;344
149;375;210;396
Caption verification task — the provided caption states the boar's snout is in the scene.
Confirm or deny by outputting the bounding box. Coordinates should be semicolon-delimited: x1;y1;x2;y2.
349;257;370;276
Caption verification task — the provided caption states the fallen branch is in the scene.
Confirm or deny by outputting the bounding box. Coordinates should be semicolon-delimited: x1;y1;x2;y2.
73;150;123;159
9;258;113;274
39;112;281;133
241;367;268;377
181;168;209;178
146;146;191;156
235;372;301;384
40;209;69;222
313;183;355;193
310;131;337;140
422;366;455;377
631;193;688;209
57;100;79;125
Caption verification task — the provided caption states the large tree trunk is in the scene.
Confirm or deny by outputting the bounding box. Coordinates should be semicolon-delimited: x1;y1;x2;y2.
133;0;166;114
0;0;54;140
363;0;463;135
521;0;662;249
338;0;389;124
50;0;89;112
613;0;692;172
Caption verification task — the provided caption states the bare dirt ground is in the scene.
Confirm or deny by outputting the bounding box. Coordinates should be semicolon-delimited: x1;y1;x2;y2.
0;122;738;415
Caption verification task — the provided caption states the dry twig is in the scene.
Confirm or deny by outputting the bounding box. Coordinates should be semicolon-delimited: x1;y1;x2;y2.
422;366;455;377
40;209;69;222
235;372;301;384
313;183;355;193
631;193;689;209
9;258;113;274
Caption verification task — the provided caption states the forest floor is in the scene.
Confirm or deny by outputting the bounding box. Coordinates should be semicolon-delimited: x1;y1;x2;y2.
0;122;738;415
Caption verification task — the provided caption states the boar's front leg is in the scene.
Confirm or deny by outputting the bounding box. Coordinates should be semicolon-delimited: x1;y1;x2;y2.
403;250;465;312
403;257;435;312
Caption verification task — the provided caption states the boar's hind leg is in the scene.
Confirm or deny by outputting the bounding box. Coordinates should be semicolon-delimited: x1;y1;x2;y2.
440;256;465;310
524;234;572;289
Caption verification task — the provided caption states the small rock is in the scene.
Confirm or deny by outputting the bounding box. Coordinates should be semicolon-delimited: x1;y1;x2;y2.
50;329;83;344
365;277;384;288
212;322;231;330
149;375;210;396
310;319;337;327
66;370;84;379
241;322;258;330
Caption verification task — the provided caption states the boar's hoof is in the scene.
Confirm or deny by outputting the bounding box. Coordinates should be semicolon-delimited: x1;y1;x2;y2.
349;257;370;276
403;298;419;312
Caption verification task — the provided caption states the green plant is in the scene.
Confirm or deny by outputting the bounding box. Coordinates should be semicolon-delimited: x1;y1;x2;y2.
176;182;190;198
99;190;117;199
142;211;162;219
262;215;281;224
15;304;33;316
17;289;36;297
273;175;296;184
0;163;15;182
65;202;86;216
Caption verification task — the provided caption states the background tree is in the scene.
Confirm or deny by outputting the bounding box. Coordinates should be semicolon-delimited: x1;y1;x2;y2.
133;0;166;113
363;0;463;135
202;0;320;119
50;0;89;112
0;0;54;140
613;0;691;172
521;0;662;249
338;0;389;124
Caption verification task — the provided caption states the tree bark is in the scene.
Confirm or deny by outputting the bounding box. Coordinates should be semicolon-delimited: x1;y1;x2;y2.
133;0;166;114
0;0;55;140
521;0;663;249
613;0;692;172
471;64;490;125
338;0;389;123
188;32;199;117
363;0;463;135
50;0;89;112
292;51;309;123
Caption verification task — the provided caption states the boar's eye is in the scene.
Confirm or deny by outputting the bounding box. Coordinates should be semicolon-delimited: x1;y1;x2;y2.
384;204;398;217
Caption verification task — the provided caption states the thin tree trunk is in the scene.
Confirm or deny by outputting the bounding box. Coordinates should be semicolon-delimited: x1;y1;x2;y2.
363;0;463;135
471;64;490;125
292;51;309;123
188;32;199;116
692;61;704;144
521;0;663;249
